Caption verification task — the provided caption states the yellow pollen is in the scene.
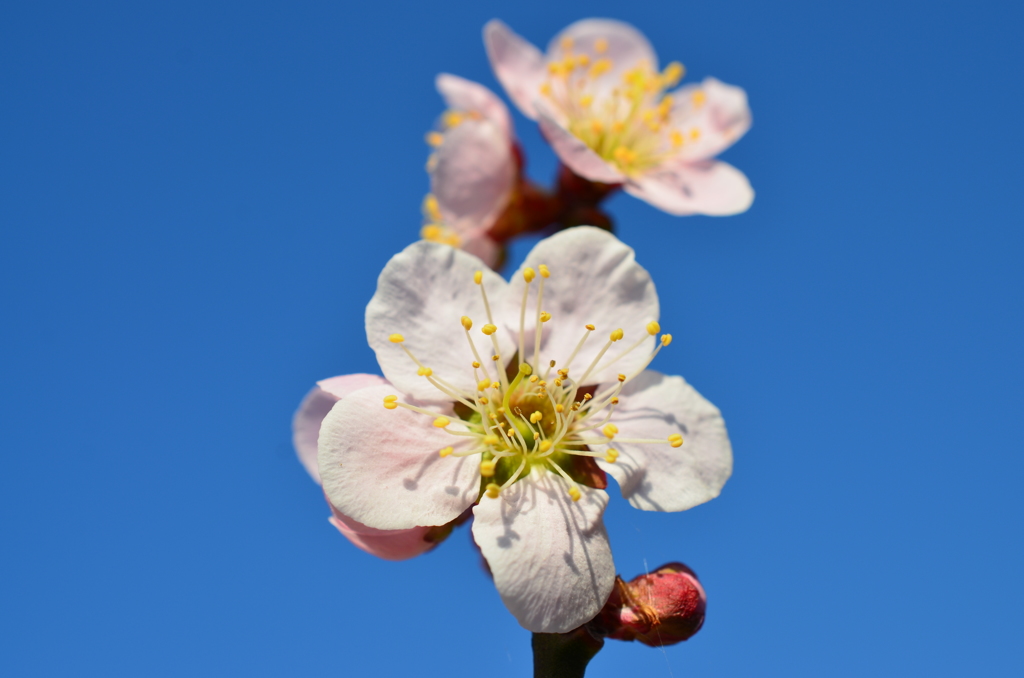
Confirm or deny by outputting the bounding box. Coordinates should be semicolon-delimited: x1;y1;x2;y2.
383;395;398;410
583;393;593;400
473;271;483;285
602;423;619;439
538;264;550;278
433;417;450;428
604;450;619;463
540;312;551;323
530;411;543;424
481;324;497;335
594;37;608;54
439;447;454;458
523;267;536;283
661;334;673;346
478;379;491;390
423;194;441;221
610;397;619;405
671;130;684;147
647;321;661;335
555;404;565;413
554;379;563;387
561;36;574;51
479;459;496;477
443;111;464;127
529;375;539;383
540;82;552;96
577;54;590;68
590;119;603;134
461;316;473;330
485;482;501;499
539;440;553;453
662;61;684;87
669;436;684;448
692;90;707;107
610;328;624;342
420;224;442;240
617;373;626;382
590;58;612;77
568;486;582;502
585;324;596;331
492;355;500;361
668;433;683;442
690;128;701;140
613;147;636;166
417;366;433;377
425;131;444;147
479;397;488;405
472;361;481;368
389;334;404;343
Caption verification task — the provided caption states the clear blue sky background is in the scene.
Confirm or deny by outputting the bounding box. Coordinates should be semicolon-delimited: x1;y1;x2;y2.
2;1;1022;676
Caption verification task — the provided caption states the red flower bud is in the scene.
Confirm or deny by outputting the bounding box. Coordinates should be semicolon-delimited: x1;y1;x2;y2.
587;562;707;647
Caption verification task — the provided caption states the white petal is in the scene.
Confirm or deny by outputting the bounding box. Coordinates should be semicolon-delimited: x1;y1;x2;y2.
292;374;386;483
318;384;480;529
328;502;440;561
436;73;512;141
459;230;501;270
537;107;625;185
505;227;659;385
484;19;546;120
366;240;514;401
670;77;752;162
432;119;515;235
547;19;658;100
597;370;733;512
625;160;754;216
472;471;615;632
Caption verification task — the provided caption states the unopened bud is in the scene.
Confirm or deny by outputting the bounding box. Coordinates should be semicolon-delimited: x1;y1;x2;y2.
587;563;706;647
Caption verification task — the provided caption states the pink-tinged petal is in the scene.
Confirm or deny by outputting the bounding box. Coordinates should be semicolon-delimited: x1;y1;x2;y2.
547;19;658;98
436;73;512;141
432;119;515;235
670;77;752;161
292;374;387;483
484;19;546;120
459;230;501;270
366;240;514;401
328;502;439;561
537;108;625;184
319;384;480;530
472;471;615;632
505;227;658;385
596;370;732;512
625;160;754;216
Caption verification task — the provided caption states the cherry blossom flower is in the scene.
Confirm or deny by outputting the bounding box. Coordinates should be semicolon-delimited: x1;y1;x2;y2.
485;18;754;216
420;74;517;267
293;374;443;561
316;227;732;632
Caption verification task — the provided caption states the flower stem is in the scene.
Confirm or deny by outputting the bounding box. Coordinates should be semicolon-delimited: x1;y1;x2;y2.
531;628;604;678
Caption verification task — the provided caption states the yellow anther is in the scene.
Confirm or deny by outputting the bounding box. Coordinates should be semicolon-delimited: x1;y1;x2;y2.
438;446;453;458
481;324;497;335
612;121;625;133
585;324;596;331
425;131;444;147
561;56;577;72
617;373;626;382
661;334;673;346
529;375;539;383
539;82;552;96
602;423;619;439
389;334;405;343
423;194;441;221
692;90;707;107
497;407;505;414
613;146;636;166
538;264;550;278
658;96;674;119
433;417;450;428
558;369;569;378
492;355;500;361
479;397;489;405
539;440;553;453
579;94;594;108
538;381;546;387
610;397;619;405
479;459;497;477
484;435;499;446
594;37;608;53
561;36;574;51
473;270;483;285
568;486;582;502
669;436;684;448
417;366;433;377
662;61;684;87
472;361;481;368
383;395;399;410
485;482;501;499
577;54;590;68
461;316;473;330
583;393;593;401
420;224;442;241
610;328;624;342
604;450;619;463
478;379;492;391
488;412;498;421
554;379;563;387
443;111;464;128
668;433;683;442
690;128;701;140
523;267;536;283
383;395;398;402
647;321;661;335
530;411;543;424
671;130;684;148
555;404;565;413
540;312;551;323
589;58;612;77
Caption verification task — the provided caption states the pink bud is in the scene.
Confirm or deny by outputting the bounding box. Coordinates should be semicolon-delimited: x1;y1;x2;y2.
587;563;707;647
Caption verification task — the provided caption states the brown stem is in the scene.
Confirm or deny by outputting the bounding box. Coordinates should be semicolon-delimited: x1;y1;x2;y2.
531;628;604;678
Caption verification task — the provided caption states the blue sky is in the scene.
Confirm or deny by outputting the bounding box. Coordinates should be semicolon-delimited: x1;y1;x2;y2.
2;1;1022;676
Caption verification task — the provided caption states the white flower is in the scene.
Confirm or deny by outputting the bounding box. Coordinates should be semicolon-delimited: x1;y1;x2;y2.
485;18;754;216
318;227;733;632
421;74;517;267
